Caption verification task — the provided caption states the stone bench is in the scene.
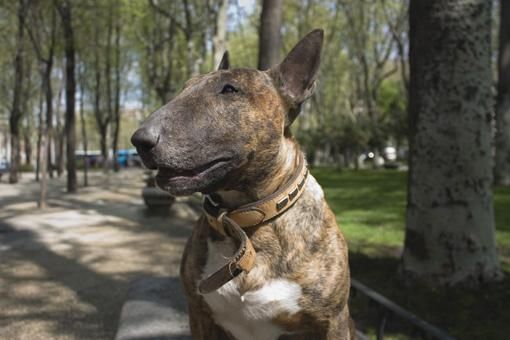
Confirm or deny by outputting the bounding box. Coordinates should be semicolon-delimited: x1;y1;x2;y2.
115;277;191;340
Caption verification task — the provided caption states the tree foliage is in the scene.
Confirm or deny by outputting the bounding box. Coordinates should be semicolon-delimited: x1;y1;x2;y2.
0;0;410;175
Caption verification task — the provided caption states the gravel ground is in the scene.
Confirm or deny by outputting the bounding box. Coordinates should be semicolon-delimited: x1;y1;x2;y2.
0;170;197;340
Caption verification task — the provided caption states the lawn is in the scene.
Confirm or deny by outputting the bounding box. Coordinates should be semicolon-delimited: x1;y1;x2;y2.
311;168;510;340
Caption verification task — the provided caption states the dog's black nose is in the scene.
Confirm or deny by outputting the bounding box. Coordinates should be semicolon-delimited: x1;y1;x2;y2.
131;127;159;151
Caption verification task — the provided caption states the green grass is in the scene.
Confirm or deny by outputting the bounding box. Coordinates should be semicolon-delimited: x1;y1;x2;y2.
312;167;510;264
312;168;407;254
311;167;510;340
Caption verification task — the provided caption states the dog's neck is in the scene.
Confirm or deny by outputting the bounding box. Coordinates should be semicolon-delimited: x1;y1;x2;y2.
215;138;301;209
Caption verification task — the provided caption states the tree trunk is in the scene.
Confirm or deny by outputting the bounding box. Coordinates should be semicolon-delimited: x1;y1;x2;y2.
104;7;113;172
495;0;510;186
55;0;77;193
92;35;109;166
22;54;33;168
23;123;32;166
36;85;43;182
258;0;282;70
9;0;28;184
40;74;49;208
182;0;195;76
401;0;501;286
112;20;121;172
45;38;55;178
55;86;64;177
9;132;21;183
79;69;88;187
99;126;108;165
39;131;48;208
39;76;48;208
212;0;228;68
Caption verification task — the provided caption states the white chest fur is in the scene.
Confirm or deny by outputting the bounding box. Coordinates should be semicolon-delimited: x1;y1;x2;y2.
201;239;303;340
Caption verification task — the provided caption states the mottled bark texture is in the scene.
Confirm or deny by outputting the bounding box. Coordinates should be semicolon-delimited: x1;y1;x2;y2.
55;0;77;193
9;0;28;184
495;0;510;186
402;0;501;286
258;0;282;70
112;20;121;172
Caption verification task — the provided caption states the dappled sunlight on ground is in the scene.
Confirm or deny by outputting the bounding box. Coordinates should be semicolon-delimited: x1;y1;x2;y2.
0;169;197;339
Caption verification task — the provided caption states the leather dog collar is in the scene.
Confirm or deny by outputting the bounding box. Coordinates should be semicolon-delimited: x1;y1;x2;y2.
198;155;309;294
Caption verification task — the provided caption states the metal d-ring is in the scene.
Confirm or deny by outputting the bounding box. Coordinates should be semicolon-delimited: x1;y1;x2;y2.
217;210;228;224
228;261;237;278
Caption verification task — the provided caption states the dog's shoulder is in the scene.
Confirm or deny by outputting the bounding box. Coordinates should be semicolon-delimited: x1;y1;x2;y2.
180;216;211;296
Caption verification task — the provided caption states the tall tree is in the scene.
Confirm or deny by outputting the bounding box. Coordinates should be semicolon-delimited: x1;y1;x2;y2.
21;59;34;166
144;1;177;104
258;0;282;70
401;0;501;286
78;63;88;187
8;0;29;183
37;86;48;207
148;0;200;77
26;0;57;203
495;0;510;186
91;19;110;165
339;0;400;161
54;84;65;177
55;0;77;193
111;16;122;172
104;2;114;171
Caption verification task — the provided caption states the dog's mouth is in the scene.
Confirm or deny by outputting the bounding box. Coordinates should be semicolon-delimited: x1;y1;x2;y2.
155;156;235;195
157;156;232;179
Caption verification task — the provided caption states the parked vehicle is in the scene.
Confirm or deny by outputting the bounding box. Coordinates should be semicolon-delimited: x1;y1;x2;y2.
116;149;140;167
0;158;9;180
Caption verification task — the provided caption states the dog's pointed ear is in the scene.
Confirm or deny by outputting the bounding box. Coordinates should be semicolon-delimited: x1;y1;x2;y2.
217;51;230;70
270;29;323;124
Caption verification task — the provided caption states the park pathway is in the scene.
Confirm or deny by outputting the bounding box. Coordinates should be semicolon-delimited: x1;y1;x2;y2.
0;170;196;340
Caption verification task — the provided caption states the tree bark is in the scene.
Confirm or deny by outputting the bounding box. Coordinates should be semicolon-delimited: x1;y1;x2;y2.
40;80;48;208
92;34;109;165
36;84;43;181
495;0;510;186
55;0;77;193
401;0;501;286
39;131;48;208
9;0;28;184
212;0;228;69
112;19;121;172
55;85;64;177
78;67;88;187
258;0;282;70
38;82;48;208
45;12;56;179
182;0;195;76
23;124;32;166
104;5;113;172
146;1;176;104
44;55;54;177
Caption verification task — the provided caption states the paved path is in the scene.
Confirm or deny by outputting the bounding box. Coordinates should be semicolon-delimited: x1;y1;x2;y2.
0;170;196;340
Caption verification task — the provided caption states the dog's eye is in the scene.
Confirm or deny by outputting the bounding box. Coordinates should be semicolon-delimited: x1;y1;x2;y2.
220;84;238;94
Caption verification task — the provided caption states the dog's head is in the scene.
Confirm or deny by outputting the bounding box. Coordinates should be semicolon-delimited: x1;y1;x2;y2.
131;29;323;196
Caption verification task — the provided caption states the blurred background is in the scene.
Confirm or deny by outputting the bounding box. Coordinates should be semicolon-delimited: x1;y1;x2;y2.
0;0;509;339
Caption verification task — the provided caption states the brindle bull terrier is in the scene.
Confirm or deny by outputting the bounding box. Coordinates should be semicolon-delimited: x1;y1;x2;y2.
131;29;354;340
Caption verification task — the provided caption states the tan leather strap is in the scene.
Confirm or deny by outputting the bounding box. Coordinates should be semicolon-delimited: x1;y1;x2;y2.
198;215;256;294
203;156;309;233
198;155;308;294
